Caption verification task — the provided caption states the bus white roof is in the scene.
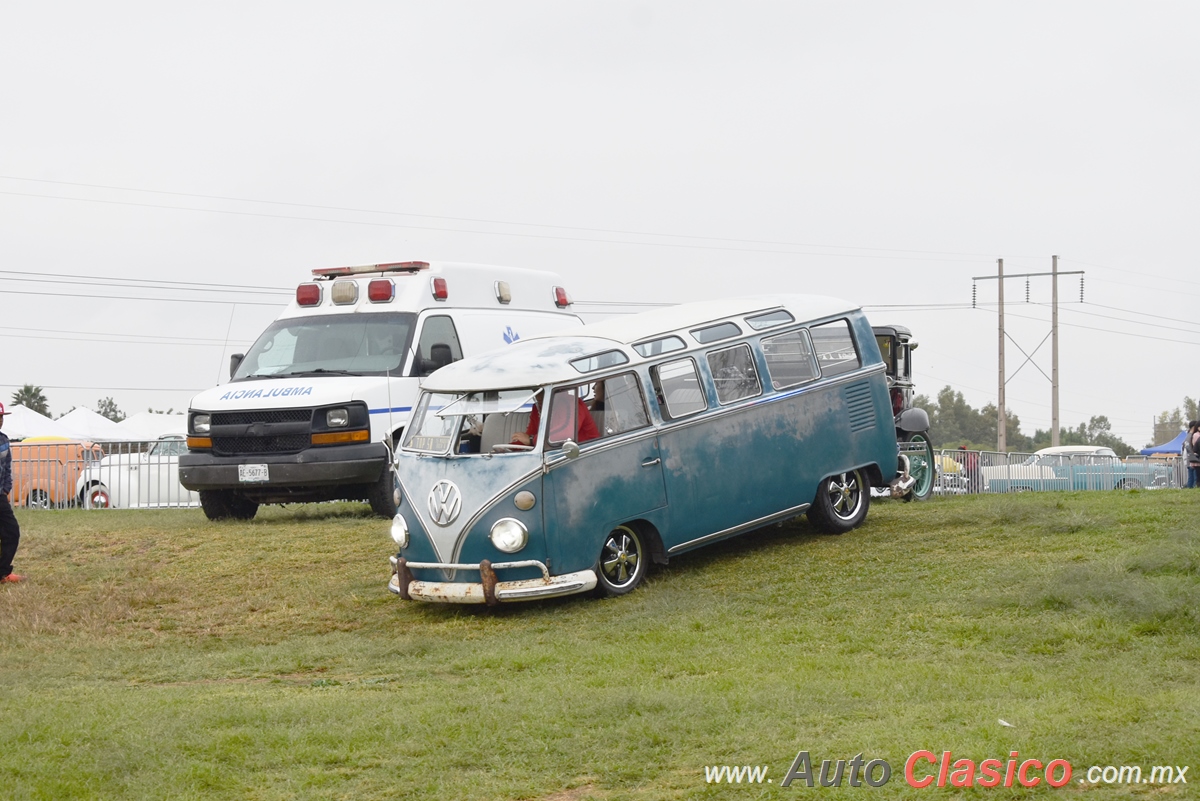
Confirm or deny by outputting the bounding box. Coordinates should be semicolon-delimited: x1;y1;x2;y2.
422;294;859;391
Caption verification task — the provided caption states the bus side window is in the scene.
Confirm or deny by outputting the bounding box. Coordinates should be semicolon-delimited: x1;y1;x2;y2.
810;319;861;377
707;343;762;404
651;358;707;419
762;329;818;390
594;372;650;437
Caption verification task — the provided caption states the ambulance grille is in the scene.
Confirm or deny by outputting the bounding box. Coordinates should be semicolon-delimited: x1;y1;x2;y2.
213;434;310;455
211;408;314;455
212;409;311;426
843;381;876;432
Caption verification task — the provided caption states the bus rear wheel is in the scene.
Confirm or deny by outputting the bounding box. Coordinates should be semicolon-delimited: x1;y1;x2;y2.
807;469;869;534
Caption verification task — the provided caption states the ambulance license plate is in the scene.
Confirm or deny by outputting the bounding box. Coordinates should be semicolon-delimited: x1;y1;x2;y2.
238;464;269;483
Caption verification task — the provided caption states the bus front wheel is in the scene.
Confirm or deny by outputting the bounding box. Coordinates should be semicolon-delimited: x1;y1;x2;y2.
595;524;646;596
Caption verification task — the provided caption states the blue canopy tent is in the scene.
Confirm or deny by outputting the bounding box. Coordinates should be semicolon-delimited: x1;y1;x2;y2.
1141;430;1187;455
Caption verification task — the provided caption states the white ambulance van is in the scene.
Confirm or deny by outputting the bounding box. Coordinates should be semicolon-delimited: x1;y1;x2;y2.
179;260;582;521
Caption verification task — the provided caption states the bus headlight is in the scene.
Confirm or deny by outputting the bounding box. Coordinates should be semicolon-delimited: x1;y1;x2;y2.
390;514;409;548
489;518;528;554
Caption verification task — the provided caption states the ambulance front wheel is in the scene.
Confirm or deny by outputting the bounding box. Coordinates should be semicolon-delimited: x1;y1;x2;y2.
595;524;647;596
199;490;259;521
368;467;401;518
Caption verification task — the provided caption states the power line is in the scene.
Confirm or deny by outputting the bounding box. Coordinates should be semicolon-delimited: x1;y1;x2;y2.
0;324;230;343
0;382;206;393
0;287;286;307
0;189;994;263
0;274;290;298
0;175;1009;259
0;268;290;294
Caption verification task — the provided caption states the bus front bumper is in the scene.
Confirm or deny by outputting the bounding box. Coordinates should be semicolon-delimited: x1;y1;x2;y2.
388;556;597;605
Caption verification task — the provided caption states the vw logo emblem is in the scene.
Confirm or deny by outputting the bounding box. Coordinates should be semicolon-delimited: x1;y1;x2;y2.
427;480;462;527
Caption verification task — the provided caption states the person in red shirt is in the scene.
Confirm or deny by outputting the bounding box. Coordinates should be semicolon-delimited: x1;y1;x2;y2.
511;388;599;446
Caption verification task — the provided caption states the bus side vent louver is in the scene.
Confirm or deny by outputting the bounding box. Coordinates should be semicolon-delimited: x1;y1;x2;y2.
844;382;876;432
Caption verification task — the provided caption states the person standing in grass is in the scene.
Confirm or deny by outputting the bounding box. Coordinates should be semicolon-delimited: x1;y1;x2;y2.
1185;421;1200;490
0;403;23;583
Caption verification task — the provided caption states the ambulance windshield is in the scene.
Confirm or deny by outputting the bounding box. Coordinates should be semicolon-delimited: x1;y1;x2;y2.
233;312;416;380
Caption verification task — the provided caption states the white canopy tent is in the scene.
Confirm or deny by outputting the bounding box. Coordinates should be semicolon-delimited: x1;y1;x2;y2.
54;408;132;441
3;404;65;440
116;412;188;441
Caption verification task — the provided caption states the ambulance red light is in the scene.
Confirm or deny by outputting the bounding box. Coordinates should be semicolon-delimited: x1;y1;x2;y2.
368;279;395;303
431;277;448;301
296;283;322;306
553;286;572;308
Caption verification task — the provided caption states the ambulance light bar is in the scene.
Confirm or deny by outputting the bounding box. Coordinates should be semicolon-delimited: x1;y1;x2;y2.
311;261;430;278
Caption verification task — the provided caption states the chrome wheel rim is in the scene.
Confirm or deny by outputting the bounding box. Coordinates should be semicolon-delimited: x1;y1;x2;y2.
600;526;642;589
827;472;863;520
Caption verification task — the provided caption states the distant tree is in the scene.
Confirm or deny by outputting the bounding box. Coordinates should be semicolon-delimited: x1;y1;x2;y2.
918;385;1133;454
1149;397;1199;446
96;397;126;423
917;386;1027;450
1033;415;1135;456
11;384;49;417
147;407;176;414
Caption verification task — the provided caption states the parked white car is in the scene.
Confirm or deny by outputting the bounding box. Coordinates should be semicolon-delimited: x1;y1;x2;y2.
981;445;1170;492
76;436;200;509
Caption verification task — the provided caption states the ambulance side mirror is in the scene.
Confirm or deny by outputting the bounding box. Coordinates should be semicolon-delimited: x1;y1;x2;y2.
229;353;244;379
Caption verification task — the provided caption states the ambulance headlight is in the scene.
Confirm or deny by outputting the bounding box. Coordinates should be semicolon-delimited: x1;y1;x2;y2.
390;514;409;548
193;414;211;435
326;408;349;427
489;518;528;554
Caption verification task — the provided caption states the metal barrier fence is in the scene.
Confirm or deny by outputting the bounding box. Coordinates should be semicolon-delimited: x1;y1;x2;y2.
934;449;1183;495
10;438;198;510
10;439;1188;510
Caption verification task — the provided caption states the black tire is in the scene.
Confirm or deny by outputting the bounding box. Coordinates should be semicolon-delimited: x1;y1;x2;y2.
26;489;51;509
199;490;232;520
807;469;870;534
1116;478;1141;490
368;466;401;518
595;524;647;596
901;432;935;502
226;494;259;520
199;490;258;521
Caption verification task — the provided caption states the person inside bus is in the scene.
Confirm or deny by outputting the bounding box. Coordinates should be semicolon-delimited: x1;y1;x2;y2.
510;387;599;446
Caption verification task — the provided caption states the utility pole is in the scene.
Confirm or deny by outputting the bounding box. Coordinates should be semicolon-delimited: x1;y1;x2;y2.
1051;255;1059;446
997;259;1006;452
973;259;1084;453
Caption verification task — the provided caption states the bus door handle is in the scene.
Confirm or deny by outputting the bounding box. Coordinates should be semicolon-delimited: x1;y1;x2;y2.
641;458;661;467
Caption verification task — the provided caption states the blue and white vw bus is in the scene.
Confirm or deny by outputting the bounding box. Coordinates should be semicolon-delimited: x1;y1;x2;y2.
387;295;914;604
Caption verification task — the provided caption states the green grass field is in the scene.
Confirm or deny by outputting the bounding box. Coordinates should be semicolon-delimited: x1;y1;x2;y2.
1;491;1197;800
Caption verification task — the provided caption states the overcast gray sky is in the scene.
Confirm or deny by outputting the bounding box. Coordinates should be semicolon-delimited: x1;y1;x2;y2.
3;1;1197;447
